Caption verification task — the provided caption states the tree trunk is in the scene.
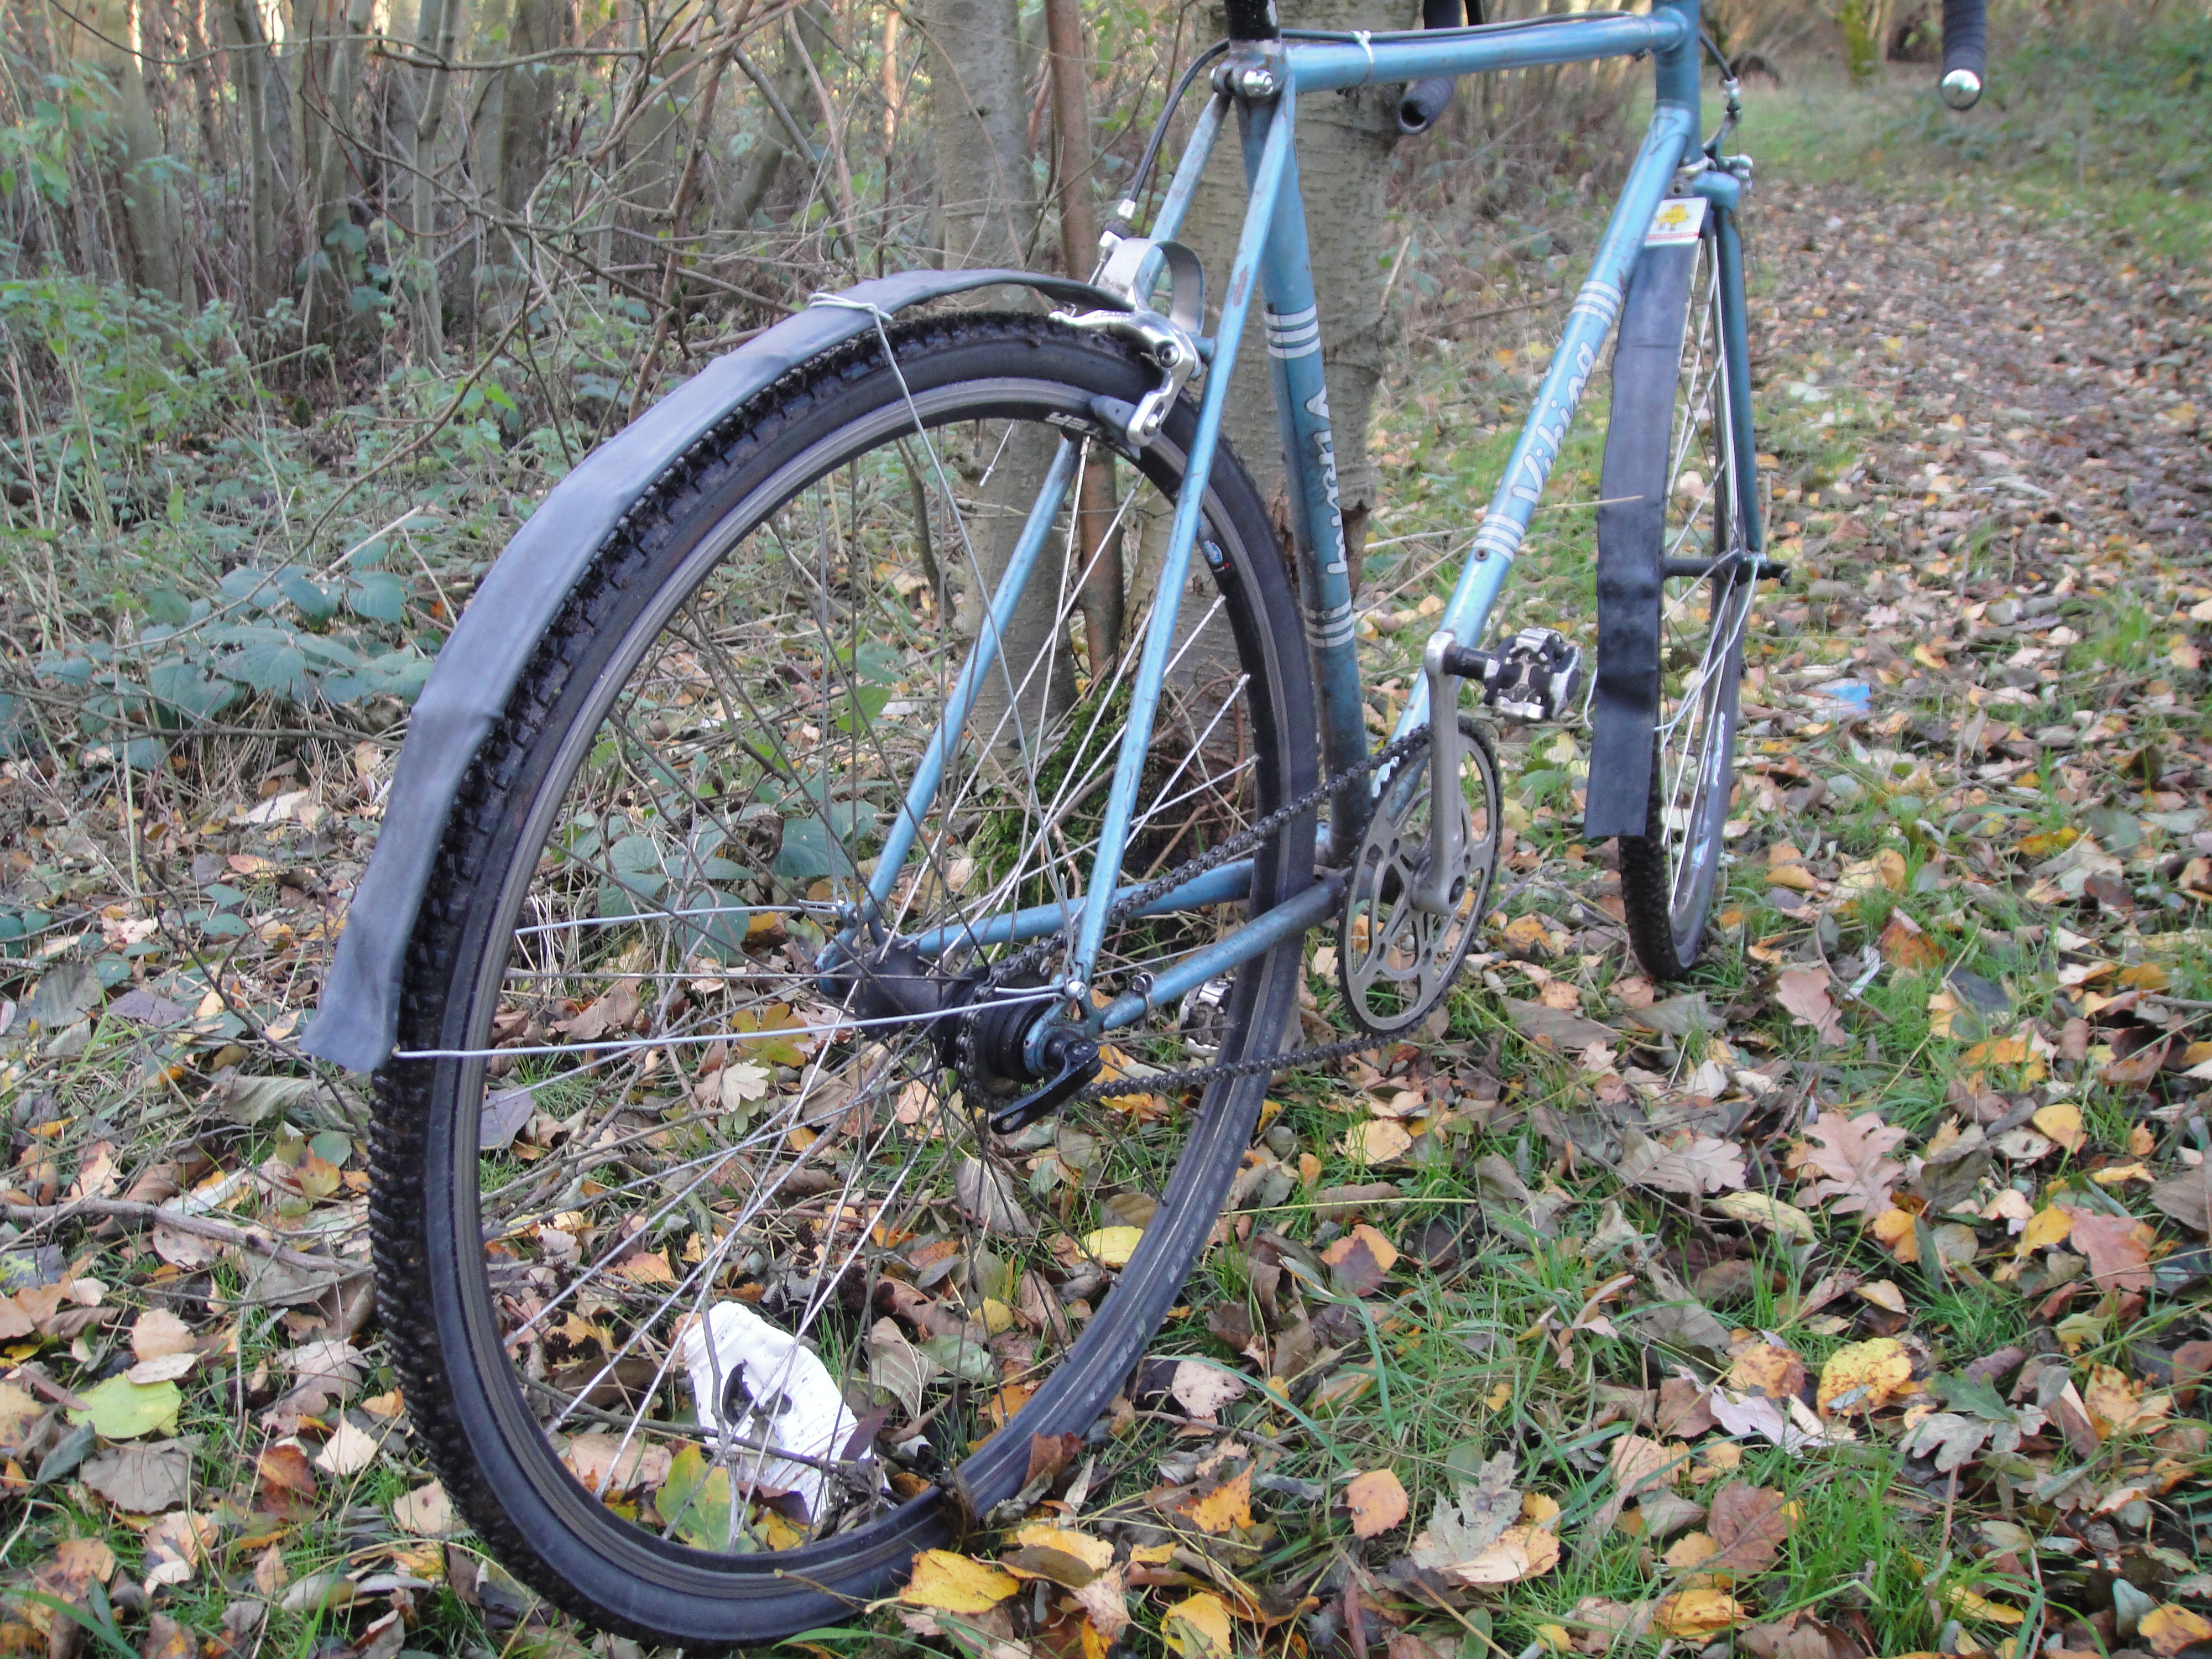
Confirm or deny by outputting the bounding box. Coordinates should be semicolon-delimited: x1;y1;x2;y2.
403;0;462;360
921;0;1034;269
80;0;196;310
225;0;285;312
1045;0;1120;672
729;7;831;229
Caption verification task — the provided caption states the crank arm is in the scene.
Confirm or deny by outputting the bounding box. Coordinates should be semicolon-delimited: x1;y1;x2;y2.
985;1028;1103;1136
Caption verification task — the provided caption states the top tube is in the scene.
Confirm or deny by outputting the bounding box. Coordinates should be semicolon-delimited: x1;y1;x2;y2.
1279;10;1694;96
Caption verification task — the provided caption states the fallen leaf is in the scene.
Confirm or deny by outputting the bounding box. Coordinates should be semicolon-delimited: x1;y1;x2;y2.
140;1511;215;1590
1320;1224;1400;1295
1596;1433;1677;1531
2017;1204;2074;1255
1775;971;1847;1046
2141;1606;2212;1656
1170;1465;1254;1534
1169;1360;1247;1423
1078;1225;1143;1267
1347;1118;1415;1162
1411;1452;1525;1573
1817;1338;1913;1416
2068;1208;2154;1291
1655;1589;1747;1638
1162;1590;1236;1658
899;1548;1020;1613
2150;1165;2212;1235
1447;1524;1562;1585
1345;1467;1410;1539
130;1310;196;1363
67;1375;182;1441
1879;912;1945;973
81;1439;191;1514
1727;1343;1806;1402
1709;1191;1817;1243
1947;1586;2026;1626
316;1418;383;1477
392;1480;452;1536
1788;1109;1910;1215
1705;1482;1794;1575
1618;1129;1746;1196
2032;1102;2085;1154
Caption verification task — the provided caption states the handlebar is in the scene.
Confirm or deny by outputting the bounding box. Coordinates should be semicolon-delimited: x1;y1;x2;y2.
1940;0;1987;108
1397;0;1482;136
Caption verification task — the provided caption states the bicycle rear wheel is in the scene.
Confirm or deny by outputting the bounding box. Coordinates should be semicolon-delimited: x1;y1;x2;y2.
370;314;1315;1646
1614;221;1759;980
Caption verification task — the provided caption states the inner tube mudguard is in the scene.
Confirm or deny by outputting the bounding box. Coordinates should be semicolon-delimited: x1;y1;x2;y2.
303;269;1127;1073
1583;238;1698;841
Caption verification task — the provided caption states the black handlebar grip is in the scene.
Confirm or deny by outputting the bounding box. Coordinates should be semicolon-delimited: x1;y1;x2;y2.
1940;0;1987;108
1399;75;1457;134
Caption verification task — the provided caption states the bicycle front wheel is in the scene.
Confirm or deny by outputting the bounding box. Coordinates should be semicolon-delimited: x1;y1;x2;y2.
1614;218;1759;980
370;313;1316;1646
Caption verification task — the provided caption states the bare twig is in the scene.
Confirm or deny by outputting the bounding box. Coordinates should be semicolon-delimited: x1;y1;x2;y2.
0;1198;370;1280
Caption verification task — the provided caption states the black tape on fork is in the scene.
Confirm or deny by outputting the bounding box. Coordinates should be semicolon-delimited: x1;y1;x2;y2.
1585;237;1699;841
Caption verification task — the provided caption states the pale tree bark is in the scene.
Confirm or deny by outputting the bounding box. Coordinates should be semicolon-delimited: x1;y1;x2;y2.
1045;0;1120;671
467;0;559;335
921;0;1034;269
924;0;1064;766
401;0;463;361
225;0;294;313
79;0;197;310
300;0;375;340
1178;0;1413;601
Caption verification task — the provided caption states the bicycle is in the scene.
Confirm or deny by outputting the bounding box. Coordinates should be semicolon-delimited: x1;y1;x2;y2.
305;0;1989;1642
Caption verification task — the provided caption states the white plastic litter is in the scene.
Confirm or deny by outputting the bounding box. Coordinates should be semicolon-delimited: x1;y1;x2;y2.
678;1302;865;1522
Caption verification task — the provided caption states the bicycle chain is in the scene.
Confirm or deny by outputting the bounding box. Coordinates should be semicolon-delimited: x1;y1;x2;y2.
954;722;1436;1114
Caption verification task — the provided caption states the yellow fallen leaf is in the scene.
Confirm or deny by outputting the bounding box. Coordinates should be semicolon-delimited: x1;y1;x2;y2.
1664;1531;1719;1571
2141;1606;2212;1656
1078;1227;1144;1268
1162;1590;1235;1657
1816;1338;1913;1416
2032;1102;2084;1154
1521;1492;1561;1526
1344;1467;1409;1540
1869;1208;1920;1263
1709;1191;1817;1243
1767;864;1820;893
2091;1162;2151;1185
1169;1467;1254;1534
899;1549;1020;1613
1654;1589;1746;1638
1856;1279;1909;1316
1484;1381;1512;1411
1007;1525;1115;1575
2018;1205;2073;1255
1947;1585;2025;1626
1347;1118;1414;1162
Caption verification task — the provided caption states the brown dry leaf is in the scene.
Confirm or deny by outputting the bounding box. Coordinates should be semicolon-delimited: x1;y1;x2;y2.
1815;1339;1913;1416
2140;1606;2212;1657
1879;912;1945;973
561;1432;669;1495
141;1511;215;1590
1345;1467;1410;1539
1618;1129;1747;1196
1788;1109;1911;1215
1320;1224;1400;1296
1705;1482;1795;1576
1168;1361;1248;1424
2150;1165;2212;1235
1856;1280;1910;1316
1595;1432;1677;1531
1071;1566;1132;1642
82;1439;191;1514
898;1549;1020;1613
1655;1589;1748;1639
1775;971;1847;1047
316;1418;384;1478
2067;1208;2154;1292
257;1442;317;1514
1663;1530;1719;1572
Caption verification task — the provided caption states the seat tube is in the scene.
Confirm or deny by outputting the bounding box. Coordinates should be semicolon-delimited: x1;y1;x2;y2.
1248;129;1368;865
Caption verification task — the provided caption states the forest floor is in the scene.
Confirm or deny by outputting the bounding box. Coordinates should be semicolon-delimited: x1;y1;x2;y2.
3;53;2212;1659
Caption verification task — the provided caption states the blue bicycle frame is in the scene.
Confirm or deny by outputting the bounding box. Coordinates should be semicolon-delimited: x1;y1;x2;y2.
871;0;1749;1052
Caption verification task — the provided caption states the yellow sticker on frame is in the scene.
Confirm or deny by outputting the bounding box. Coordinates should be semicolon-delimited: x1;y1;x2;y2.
1646;196;1710;246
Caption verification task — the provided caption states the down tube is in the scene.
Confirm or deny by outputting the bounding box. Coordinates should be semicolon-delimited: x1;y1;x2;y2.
1068;93;1296;986
1396;101;1699;739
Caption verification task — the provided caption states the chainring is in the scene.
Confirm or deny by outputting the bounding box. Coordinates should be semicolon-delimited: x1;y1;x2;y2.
1337;716;1503;1036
